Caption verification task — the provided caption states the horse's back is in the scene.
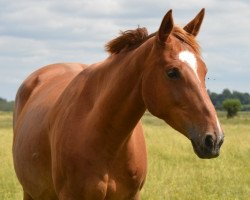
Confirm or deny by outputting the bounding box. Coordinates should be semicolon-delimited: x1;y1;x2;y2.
13;63;86;199
14;63;86;122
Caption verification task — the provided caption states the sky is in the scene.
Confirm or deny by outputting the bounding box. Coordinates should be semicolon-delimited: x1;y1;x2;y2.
0;0;250;100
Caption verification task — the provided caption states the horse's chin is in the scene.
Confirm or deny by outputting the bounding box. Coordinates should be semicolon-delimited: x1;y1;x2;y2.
190;139;220;159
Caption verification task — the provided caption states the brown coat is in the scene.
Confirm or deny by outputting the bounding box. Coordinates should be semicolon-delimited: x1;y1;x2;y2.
13;9;223;200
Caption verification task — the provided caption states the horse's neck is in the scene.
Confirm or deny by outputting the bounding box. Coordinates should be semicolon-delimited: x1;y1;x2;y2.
84;41;152;146
95;53;146;129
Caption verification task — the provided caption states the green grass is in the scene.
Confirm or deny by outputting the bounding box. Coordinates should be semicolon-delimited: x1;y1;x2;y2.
0;111;250;199
141;112;250;200
0;112;22;200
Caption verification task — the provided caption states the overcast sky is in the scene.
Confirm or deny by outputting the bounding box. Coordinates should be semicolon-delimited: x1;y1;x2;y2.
0;0;250;100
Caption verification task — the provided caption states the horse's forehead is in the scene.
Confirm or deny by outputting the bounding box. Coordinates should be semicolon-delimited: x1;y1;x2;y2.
178;50;200;81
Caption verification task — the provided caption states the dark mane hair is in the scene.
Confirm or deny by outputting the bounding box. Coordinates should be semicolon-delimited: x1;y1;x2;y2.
105;27;149;54
105;26;200;54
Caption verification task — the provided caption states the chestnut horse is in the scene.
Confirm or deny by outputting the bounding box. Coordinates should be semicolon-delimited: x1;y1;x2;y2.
13;9;224;200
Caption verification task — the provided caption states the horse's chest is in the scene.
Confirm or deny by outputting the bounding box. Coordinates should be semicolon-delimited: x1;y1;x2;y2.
105;159;146;199
105;176;143;199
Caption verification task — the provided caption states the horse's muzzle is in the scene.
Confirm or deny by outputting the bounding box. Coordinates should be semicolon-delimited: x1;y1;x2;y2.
191;133;224;159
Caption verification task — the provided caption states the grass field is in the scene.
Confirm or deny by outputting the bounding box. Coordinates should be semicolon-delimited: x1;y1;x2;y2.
0;111;250;199
0;112;22;199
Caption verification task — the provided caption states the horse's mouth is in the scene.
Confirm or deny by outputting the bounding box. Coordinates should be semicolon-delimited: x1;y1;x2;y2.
190;139;220;159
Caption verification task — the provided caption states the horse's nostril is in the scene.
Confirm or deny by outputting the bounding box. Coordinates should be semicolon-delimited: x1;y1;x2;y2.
204;135;214;150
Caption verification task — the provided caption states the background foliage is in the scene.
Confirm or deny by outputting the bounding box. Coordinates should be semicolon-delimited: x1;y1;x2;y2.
1;89;250;112
222;99;242;118
208;89;250;111
0;98;14;111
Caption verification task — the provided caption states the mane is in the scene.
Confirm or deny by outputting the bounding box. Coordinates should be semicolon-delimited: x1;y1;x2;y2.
105;27;149;54
105;26;200;54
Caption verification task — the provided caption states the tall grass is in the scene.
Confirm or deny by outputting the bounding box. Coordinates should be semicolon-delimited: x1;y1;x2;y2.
141;112;250;200
0;111;249;199
0;112;22;200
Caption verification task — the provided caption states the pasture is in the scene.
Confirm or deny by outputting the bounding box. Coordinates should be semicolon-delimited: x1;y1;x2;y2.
0;111;249;200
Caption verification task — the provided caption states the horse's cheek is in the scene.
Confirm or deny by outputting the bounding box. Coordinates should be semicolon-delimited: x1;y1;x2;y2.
142;71;167;118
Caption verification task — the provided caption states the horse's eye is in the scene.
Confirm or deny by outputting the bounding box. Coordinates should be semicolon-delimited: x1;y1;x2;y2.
167;68;180;79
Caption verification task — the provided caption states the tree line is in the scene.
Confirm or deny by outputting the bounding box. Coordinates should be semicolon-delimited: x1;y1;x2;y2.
0;98;14;111
208;89;250;111
0;89;250;112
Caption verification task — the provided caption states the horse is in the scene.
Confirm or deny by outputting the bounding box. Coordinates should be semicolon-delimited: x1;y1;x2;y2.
13;9;224;200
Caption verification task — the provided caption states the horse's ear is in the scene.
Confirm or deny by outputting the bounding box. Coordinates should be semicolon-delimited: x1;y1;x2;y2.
158;10;174;44
184;8;205;37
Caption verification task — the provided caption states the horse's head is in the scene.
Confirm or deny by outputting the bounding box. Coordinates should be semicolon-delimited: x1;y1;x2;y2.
142;9;224;159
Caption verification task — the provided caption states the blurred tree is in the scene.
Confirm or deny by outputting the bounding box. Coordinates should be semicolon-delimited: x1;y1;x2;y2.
0;98;14;111
208;89;250;110
222;99;242;118
222;89;232;99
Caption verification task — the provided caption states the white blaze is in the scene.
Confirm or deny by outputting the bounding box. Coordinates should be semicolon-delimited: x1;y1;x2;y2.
178;51;200;82
216;115;222;133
